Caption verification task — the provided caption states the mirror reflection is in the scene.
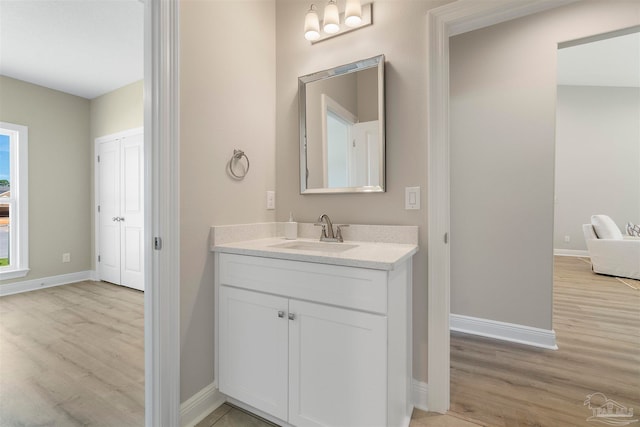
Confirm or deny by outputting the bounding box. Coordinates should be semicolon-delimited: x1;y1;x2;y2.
299;55;385;194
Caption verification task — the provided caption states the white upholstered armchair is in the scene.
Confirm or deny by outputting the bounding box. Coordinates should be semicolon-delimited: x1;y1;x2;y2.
582;215;640;281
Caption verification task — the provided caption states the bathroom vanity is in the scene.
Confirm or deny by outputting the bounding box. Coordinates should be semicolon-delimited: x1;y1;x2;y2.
212;225;417;427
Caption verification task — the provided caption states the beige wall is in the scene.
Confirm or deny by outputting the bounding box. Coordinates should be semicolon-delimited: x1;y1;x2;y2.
180;0;276;402
90;80;143;141
276;0;450;383
449;1;640;329
89;80;144;270
0;76;91;283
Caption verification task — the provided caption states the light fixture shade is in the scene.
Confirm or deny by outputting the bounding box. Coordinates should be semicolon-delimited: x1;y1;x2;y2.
344;0;362;27
323;0;340;34
304;5;320;41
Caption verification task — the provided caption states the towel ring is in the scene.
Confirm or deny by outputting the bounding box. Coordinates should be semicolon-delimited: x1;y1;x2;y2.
228;149;250;180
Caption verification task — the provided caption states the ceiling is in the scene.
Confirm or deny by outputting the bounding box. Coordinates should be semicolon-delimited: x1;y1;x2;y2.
0;2;637;98
0;0;143;100
558;31;640;88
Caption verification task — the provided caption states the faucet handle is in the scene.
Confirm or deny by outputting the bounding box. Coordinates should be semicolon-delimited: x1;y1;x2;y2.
314;222;328;238
335;224;349;242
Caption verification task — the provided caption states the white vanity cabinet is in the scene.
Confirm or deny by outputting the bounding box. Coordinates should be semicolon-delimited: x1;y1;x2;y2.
215;251;413;427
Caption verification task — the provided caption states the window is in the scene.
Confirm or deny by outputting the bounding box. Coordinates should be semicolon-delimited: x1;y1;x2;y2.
0;122;29;280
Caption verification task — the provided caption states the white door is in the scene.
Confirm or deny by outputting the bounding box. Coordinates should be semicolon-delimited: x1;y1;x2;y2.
98;139;121;285
218;286;289;420
288;300;387;427
350;121;379;187
97;130;144;290
120;133;144;290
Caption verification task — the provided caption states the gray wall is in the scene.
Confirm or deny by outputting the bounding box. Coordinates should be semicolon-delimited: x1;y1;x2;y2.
180;0;276;402
449;1;640;329
276;0;450;383
0;76;91;283
554;85;640;252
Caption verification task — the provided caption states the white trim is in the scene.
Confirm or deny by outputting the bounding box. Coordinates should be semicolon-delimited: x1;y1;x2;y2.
94;127;145;285
450;314;558;350
95;127;145;144
180;383;226;427
426;0;576;413
144;0;181;426
0;270;97;297
412;379;429;412
554;248;589;257
0;122;29;280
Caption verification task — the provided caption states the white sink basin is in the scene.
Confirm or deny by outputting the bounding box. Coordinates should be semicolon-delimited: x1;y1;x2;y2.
270;241;358;253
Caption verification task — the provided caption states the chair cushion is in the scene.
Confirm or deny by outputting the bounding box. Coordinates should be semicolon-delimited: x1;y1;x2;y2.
591;215;623;240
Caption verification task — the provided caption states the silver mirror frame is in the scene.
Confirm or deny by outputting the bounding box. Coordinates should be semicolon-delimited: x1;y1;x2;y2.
298;55;385;194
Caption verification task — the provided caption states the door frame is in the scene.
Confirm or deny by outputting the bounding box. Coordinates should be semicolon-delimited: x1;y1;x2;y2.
94;127;144;287
425;0;577;413
144;0;181;425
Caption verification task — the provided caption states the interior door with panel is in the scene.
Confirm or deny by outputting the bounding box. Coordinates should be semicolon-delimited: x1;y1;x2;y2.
288;299;388;427
97;129;144;290
218;286;289;420
119;132;144;289
98;138;121;285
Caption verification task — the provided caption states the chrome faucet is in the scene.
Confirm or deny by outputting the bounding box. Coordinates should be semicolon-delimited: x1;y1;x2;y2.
315;214;349;242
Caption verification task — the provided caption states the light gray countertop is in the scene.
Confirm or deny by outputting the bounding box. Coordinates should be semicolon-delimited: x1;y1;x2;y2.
213;237;418;271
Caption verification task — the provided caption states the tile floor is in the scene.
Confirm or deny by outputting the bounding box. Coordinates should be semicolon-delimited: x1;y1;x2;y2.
196;404;483;427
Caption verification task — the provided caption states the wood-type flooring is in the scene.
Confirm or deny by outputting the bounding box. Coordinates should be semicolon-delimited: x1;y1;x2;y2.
449;256;640;426
0;281;144;426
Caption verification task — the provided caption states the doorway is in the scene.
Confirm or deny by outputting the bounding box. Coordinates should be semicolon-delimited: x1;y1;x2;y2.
426;0;639;414
96;128;145;291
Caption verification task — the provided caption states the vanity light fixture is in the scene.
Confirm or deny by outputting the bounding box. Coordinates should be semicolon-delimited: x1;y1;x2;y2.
304;4;320;41
344;0;362;27
323;0;340;34
304;0;372;44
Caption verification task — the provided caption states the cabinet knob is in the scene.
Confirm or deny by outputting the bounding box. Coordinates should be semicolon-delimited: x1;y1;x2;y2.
277;311;285;318
288;313;296;321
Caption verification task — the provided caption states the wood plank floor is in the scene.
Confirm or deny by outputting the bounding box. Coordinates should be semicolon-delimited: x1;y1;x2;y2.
0;281;144;427
449;256;640;426
195;403;481;427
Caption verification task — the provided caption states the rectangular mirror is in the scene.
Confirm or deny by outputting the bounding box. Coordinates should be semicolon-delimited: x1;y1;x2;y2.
299;55;385;194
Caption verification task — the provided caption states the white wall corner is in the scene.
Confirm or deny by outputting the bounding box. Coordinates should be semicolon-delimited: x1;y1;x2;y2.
450;314;558;350
412;379;429;412
554;248;589;257
180;383;226;427
0;270;97;297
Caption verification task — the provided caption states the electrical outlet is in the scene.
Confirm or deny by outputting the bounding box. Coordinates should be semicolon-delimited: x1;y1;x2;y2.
266;191;275;210
564;235;570;243
62;253;71;263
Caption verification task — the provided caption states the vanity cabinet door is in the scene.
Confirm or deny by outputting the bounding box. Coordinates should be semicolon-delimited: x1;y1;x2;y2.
218;286;289;420
288;300;387;427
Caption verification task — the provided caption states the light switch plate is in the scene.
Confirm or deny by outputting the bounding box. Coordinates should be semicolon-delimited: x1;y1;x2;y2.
266;191;275;210
405;187;420;210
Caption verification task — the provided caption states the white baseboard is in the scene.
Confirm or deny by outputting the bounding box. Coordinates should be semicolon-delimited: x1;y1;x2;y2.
412;379;429;412
180;382;226;427
450;314;558;350
0;270;97;296
554;248;589;257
